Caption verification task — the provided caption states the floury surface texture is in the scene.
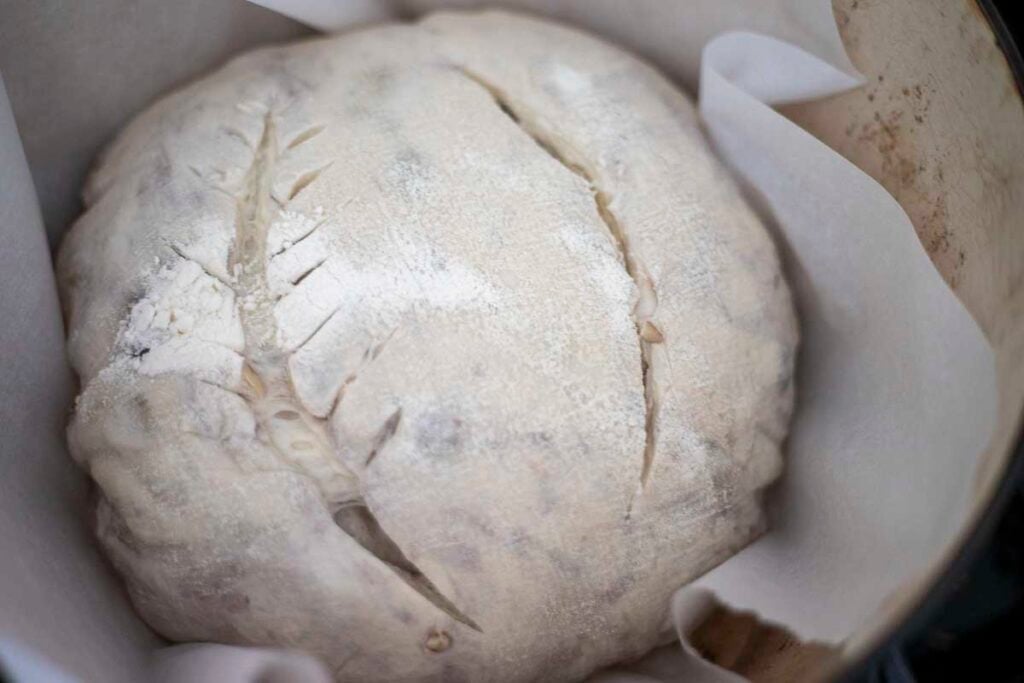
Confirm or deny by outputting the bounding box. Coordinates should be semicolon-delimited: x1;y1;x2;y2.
57;10;797;683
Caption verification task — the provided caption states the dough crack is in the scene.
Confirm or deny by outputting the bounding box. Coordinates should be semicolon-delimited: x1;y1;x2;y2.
456;67;661;515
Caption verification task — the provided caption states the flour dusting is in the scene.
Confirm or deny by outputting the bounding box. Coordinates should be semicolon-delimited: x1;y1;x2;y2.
273;240;500;351
115;258;244;385
266;206;326;257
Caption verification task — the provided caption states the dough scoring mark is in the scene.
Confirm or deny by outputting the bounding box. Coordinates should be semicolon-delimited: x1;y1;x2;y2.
196;377;249;401
220;125;255;150
290;255;329;286
287;162;334;202
365;407;402;466
231;110;354;498
455;67;661;517
286;123;327;150
269;217;327;259
289;305;343;354
187;163;236;200
231;109;481;634
334;503;483;632
325;328;397;420
168;242;233;287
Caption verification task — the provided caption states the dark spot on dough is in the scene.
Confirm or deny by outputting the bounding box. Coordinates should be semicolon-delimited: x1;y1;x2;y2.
603;574;636;604
436;544;482;573
178;558;250;611
393;607;415;625
150;479;189;509
384;148;432;200
344;67;398;120
363;66;396;95
528;431;553;445
220;591;251;613
506;527;583;576
136;152;173;197
130;393;157;431
430;249;448;272
124;285;148;309
537;476;560;515
447;510;496;539
415;412;464;458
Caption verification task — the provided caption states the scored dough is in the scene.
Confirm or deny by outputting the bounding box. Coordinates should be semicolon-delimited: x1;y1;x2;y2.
57;10;797;683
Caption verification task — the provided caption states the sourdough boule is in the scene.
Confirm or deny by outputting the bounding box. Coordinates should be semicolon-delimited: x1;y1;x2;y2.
57;10;797;683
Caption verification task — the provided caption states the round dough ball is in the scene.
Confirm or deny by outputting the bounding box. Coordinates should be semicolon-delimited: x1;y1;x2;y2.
57;10;797;683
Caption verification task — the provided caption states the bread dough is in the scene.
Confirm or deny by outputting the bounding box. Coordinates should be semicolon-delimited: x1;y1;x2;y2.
57;10;797;682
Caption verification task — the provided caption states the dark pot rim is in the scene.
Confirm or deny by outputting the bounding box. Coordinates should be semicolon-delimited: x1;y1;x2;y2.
835;6;1024;680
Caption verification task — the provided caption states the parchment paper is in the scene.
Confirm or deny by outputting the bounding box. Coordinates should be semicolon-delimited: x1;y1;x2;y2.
0;0;996;681
0;73;157;683
694;30;993;641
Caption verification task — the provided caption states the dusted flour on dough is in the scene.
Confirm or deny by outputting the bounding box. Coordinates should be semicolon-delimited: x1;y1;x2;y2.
58;10;797;683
